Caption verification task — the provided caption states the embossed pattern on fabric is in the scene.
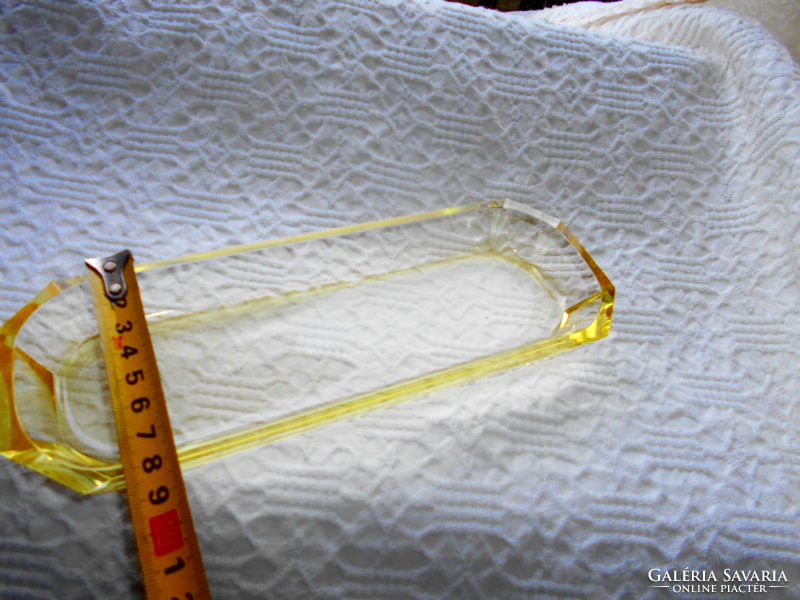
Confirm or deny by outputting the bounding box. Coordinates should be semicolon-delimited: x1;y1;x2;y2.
0;0;798;598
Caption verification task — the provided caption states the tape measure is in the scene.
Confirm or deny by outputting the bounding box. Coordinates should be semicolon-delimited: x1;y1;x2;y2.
86;250;211;600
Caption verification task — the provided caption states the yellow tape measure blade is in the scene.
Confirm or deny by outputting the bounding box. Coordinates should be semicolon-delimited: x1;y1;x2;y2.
86;250;211;600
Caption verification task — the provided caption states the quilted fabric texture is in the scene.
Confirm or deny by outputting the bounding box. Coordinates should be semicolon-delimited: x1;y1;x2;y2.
1;0;799;598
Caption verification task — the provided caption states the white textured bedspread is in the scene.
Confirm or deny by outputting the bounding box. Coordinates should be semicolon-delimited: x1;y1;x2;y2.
1;0;799;598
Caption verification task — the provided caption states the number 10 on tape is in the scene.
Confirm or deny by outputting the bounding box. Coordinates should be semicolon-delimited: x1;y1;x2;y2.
86;250;211;600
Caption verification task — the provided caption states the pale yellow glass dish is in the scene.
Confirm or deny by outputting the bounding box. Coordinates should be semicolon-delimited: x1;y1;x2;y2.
0;200;614;495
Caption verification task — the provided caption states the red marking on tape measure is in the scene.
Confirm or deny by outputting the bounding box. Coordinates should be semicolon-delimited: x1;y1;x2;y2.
149;509;185;557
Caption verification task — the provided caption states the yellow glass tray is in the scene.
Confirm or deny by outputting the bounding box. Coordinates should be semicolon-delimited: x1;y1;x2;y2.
0;200;614;495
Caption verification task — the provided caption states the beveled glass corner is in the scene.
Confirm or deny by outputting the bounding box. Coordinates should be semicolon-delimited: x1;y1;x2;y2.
0;200;614;494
